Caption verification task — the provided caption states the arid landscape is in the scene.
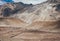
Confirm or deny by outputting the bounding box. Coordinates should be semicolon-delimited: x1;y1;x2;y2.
0;0;60;41
0;27;60;41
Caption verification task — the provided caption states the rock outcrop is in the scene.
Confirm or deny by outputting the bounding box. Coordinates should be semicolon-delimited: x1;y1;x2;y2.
0;2;33;17
0;0;60;32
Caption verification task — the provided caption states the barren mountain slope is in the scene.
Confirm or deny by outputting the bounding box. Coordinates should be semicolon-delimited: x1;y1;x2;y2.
0;0;60;32
0;2;33;17
9;0;60;32
0;0;60;41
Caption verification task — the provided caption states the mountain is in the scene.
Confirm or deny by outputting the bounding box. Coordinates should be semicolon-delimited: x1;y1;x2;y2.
0;0;60;41
0;2;33;17
0;0;60;32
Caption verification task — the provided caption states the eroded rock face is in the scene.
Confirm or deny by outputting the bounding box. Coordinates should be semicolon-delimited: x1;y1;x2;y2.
0;2;33;17
10;0;60;32
0;0;60;41
0;0;60;32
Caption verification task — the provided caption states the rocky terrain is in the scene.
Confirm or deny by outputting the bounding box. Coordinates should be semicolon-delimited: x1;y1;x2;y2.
0;0;60;41
0;2;33;17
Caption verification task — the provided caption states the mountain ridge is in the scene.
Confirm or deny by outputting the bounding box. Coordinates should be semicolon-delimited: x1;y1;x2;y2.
0;0;60;32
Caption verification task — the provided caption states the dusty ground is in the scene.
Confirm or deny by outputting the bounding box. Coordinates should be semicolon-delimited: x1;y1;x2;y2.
0;17;60;41
0;27;60;41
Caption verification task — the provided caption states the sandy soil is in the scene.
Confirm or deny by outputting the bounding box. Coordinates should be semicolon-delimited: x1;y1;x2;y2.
0;27;60;41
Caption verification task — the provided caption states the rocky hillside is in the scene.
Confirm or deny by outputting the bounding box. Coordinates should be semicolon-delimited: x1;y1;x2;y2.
0;0;60;41
0;0;60;32
0;2;33;17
